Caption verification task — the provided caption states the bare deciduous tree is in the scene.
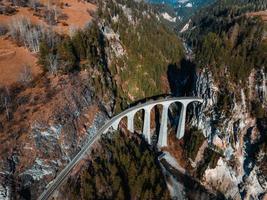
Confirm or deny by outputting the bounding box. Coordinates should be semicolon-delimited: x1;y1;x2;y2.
69;25;78;38
28;0;41;11
11;0;28;6
44;0;61;25
0;23;8;35
47;53;59;74
19;64;33;85
9;16;46;52
0;86;11;120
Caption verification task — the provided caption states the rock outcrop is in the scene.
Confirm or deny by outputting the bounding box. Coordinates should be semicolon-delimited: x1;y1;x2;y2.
190;68;267;199
0;71;114;199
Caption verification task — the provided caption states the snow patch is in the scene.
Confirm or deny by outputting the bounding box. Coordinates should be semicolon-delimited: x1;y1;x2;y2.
204;158;242;199
102;26;126;58
212;135;223;148
178;0;190;3
162;152;186;174
120;5;133;23
0;184;10;200
244;167;265;199
161;12;176;22
32;123;62;140
166;176;186;200
22;158;54;181
185;2;193;7
87;113;107;139
159;155;186;200
180;19;191;33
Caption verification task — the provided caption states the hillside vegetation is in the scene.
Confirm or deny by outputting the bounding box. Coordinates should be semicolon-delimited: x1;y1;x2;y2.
184;0;267;84
64;131;170;200
39;0;184;111
182;0;267;125
0;1;186;199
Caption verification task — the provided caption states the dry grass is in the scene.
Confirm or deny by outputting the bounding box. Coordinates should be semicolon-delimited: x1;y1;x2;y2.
0;36;41;86
52;0;97;34
0;0;96;34
0;0;96;86
248;10;267;22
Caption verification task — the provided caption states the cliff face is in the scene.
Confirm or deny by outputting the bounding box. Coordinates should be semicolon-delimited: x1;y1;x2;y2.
156;55;266;199
173;1;267;198
148;0;214;23
0;71;114;200
190;68;267;199
0;0;185;198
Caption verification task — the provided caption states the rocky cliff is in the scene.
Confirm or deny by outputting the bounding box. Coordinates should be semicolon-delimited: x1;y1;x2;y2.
175;1;267;198
0;0;184;199
191;68;267;199
0;71;114;199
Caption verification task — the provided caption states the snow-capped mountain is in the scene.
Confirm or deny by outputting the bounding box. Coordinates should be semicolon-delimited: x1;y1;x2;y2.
148;0;212;8
148;0;214;22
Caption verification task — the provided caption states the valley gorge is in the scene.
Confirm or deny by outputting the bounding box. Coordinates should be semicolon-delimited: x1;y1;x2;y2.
0;0;266;200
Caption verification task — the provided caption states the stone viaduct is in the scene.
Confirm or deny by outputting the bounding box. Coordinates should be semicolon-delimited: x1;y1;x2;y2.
103;97;203;147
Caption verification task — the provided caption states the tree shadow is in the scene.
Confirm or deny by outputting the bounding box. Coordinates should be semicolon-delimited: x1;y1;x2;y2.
167;58;197;97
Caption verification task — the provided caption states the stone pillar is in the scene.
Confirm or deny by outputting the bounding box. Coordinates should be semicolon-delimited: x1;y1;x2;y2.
142;106;153;144
176;99;203;139
111;118;121;131
127;111;136;133
176;102;188;139
158;103;170;148
103;128;108;134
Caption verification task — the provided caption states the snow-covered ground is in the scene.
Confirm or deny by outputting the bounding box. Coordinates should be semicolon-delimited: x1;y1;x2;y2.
159;152;187;199
162;151;186;174
185;2;193;7
161;12;177;22
180;20;191;33
178;0;190;3
204;158;242;199
21;158;55;181
0;184;10;200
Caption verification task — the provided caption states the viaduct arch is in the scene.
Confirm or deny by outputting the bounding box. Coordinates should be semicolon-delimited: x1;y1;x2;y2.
103;97;203;147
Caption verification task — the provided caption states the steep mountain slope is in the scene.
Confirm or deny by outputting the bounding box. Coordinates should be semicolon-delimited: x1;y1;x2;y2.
0;0;185;199
59;131;171;200
0;0;96;86
174;0;267;199
0;0;266;199
148;0;214;23
56;0;266;199
38;0;184;111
